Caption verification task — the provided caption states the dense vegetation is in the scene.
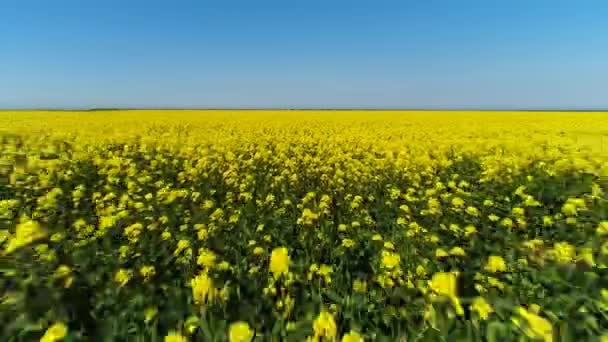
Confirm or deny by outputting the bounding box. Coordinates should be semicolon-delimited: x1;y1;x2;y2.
1;110;607;341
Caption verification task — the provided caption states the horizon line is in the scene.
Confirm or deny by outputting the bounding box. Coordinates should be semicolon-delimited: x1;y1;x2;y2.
1;107;608;112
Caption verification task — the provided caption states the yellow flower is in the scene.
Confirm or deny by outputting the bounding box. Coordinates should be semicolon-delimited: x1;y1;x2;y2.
550;242;575;263
513;307;552;342
577;247;595;266
184;316;199;335
229;321;254;342
341;330;364;342
451;197;465;208
0;229;9;244
253;246;264;255
54;265;72;278
174;239;191;256
164;332;188;342
597;221;608;235
371;234;382;241
500;217;513;228
464;225;477;236
430;272;463;315
139;265;156;281
471;297;493;320
465;206;479;216
353;279;367;293
487;276;505;290
114;269;132;287
430;272;457;298
449;247;466;257
381;250;400;269
197;248;217;268
191;272;215;305
561;202;577;216
270;247;290;278
435;248;449;258
197;228;209;241
342;239;355;248
484;256;507;273
512;207;525;216
50;232;65;242
313;311;337;339
144;306;158;323
4;219;47;254
41;322;68;342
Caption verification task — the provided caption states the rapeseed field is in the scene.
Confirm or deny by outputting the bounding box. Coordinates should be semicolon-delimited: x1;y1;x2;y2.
1;110;608;341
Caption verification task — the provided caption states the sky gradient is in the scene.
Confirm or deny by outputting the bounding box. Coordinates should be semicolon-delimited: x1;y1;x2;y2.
1;0;607;109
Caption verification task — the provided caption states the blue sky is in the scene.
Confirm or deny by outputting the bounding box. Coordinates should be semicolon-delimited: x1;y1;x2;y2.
1;0;607;109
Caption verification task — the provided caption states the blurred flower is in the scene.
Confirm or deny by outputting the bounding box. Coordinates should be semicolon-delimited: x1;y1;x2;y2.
513;306;552;342
4;219;46;254
164;332;187;342
40;322;67;342
470;297;493;320
270;247;290;278
114;269;132;287
485;256;507;273
341;330;364;342
313;311;337;339
191;272;215;305
229;321;254;342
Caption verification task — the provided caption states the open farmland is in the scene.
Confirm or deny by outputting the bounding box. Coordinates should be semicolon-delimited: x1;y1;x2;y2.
1;110;608;341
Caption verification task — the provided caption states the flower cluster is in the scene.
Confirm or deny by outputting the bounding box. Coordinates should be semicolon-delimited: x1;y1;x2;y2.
1;110;608;340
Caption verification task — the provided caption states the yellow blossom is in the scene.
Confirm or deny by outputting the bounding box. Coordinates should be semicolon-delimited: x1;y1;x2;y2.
353;279;367;293
471;297;493;320
381;250;400;269
197;248;217;268
114;269;132;287
597;221;608;235
341;330;364;342
561;202;577;216
191;272;215;305
430;272;458;298
513;307;552;342
465;206;479;216
484;256;507;273
41;322;68;342
144;306;158;323
449;247;466;257
270;247;290;278
4;219;46;254
229;321;254;342
435;248;449;258
342;239;355;248
139;265;156;281
164;332;188;342
313;311;337;339
451;197;465;208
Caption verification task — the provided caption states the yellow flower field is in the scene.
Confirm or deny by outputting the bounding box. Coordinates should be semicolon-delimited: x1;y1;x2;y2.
1;110;608;341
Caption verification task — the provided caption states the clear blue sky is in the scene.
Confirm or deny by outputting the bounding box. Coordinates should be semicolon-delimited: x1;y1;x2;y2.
1;0;607;109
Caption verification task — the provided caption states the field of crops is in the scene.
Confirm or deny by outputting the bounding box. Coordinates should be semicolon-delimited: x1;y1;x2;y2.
1;110;608;341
